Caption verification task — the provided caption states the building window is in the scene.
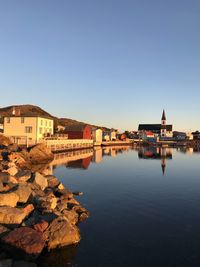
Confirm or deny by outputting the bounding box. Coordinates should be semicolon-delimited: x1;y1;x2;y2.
41;120;43;126
45;121;47;126
39;127;43;134
49;121;51;127
25;127;32;133
21;117;25;123
6;118;10;123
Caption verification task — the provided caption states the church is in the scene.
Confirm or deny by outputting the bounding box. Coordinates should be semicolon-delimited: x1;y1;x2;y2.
138;110;173;138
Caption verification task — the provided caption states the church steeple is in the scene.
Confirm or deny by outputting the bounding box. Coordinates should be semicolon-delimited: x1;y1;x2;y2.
161;109;167;137
162;109;166;121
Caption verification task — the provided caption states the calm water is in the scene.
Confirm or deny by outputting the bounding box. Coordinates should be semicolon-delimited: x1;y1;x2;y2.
40;146;200;267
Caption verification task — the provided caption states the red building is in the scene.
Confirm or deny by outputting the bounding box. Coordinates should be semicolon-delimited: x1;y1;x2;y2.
64;123;92;139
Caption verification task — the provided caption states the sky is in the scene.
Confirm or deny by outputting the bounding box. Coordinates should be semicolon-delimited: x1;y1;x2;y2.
0;0;200;131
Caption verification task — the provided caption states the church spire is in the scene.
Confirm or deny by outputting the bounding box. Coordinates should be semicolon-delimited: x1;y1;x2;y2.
162;109;166;121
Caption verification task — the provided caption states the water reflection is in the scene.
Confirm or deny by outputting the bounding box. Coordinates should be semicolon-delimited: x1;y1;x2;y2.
47;146;200;176
50;145;200;267
138;147;172;175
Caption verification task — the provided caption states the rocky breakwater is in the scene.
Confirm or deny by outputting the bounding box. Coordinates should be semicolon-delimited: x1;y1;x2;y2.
0;135;89;265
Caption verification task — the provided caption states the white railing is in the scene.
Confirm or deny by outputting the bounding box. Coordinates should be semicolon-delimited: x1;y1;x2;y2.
44;139;94;152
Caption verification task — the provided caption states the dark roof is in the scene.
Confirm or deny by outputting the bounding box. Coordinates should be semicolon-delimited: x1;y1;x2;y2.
4;115;53;120
162;110;166;121
138;124;172;131
65;123;90;132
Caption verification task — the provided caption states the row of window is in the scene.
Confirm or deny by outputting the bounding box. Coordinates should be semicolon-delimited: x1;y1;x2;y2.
40;120;52;127
6;118;52;127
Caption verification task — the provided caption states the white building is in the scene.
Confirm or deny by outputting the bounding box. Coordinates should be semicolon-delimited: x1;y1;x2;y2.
4;116;54;146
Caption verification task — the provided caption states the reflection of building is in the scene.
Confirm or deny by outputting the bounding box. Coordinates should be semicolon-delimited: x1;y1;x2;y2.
67;156;92;170
92;147;103;163
138;110;173;138
4;114;54;146
138;147;172;175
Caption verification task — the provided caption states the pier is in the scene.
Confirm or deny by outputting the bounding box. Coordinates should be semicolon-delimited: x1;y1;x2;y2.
44;138;94;152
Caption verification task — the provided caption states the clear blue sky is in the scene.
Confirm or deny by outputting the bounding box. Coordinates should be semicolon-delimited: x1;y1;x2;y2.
0;0;200;131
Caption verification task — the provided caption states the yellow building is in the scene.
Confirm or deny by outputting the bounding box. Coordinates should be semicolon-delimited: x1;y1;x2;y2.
4;116;54;146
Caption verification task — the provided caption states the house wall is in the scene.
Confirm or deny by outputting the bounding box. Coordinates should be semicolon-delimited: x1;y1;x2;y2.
4;116;54;145
65;132;84;139
83;125;92;139
4;117;38;145
37;117;54;143
92;129;103;142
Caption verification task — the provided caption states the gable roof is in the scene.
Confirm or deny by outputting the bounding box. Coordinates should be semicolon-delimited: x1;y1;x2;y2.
65;123;90;132
138;124;172;131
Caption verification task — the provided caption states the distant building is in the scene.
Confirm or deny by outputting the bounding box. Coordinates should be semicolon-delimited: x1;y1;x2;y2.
92;128;103;143
103;131;110;141
192;131;200;140
56;125;65;132
138;110;173;138
141;131;157;143
119;133;127;141
110;129;117;141
173;131;187;140
64;123;92;139
4;115;54;146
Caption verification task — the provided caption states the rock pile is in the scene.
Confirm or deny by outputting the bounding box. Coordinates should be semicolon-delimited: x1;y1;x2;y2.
0;138;89;264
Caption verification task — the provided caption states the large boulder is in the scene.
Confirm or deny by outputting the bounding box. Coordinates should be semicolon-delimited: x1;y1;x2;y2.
0;225;10;238
44;217;81;250
32;172;48;191
46;175;60;188
2;227;45;258
22;143;54;165
4;166;18;176
8;152;26;166
0;135;12;147
15;170;31;182
35;192;57;211
14;184;32;203
0;204;34;225
0;192;19;207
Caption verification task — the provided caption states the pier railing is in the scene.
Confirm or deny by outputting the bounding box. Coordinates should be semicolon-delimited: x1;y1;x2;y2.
44;139;94;152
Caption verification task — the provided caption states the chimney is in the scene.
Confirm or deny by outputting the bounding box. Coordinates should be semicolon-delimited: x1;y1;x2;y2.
12;106;21;116
12;106;16;116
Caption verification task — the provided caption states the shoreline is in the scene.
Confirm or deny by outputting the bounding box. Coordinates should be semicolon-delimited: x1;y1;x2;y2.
0;140;89;265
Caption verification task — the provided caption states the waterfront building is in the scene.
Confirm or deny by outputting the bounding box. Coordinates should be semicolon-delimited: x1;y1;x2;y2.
4;115;54;146
141;131;157;143
92;128;103;143
138;110;173;138
192;131;200;140
64;123;92;140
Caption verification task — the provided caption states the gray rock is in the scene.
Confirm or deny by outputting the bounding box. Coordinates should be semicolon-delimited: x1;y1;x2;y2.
0;204;34;225
14;184;32;203
0;225;10;237
15;170;31;182
0;259;12;267
0;192;19;207
44;217;81;250
45;175;60;188
13;261;37;267
33;172;48;191
5;166;18;176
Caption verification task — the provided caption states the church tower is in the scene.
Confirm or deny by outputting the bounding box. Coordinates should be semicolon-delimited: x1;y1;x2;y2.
161;109;167;137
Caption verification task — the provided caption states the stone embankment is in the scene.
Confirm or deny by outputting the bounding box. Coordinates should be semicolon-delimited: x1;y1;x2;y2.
0;135;89;265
